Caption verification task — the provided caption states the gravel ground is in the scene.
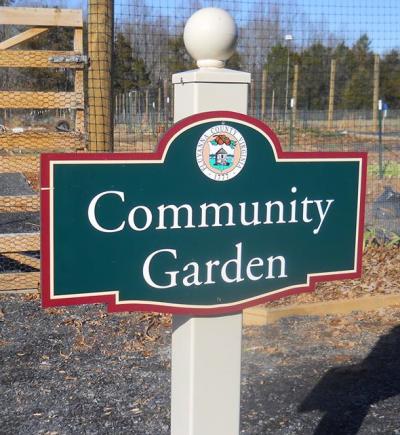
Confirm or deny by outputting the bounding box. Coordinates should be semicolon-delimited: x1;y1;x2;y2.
1;294;400;435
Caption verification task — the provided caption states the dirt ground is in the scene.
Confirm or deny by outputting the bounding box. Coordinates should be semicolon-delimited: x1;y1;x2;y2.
1;293;400;435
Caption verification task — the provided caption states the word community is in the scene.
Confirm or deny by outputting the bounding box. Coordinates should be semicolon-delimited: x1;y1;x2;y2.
88;186;334;236
87;186;335;290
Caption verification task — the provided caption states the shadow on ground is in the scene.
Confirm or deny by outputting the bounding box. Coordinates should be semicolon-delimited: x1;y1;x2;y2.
299;325;400;434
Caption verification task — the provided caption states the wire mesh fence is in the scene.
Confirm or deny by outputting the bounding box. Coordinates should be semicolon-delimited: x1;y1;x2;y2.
111;0;400;240
0;1;399;291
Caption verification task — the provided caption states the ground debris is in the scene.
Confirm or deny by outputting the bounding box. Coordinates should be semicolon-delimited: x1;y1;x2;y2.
267;244;400;308
1;293;400;433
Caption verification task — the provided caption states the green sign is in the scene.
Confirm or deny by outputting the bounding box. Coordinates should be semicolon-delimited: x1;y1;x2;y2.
41;111;367;314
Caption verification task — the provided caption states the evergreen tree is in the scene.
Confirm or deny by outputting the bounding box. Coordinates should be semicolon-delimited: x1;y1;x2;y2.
226;51;242;70
341;35;373;109
381;50;400;109
166;36;196;74
113;32;150;92
264;43;297;110
298;43;332;110
165;35;241;73
333;42;355;109
114;32;135;92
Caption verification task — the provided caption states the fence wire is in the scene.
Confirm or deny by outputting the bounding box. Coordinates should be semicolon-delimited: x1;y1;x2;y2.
0;1;399;291
0;7;84;290
112;0;400;240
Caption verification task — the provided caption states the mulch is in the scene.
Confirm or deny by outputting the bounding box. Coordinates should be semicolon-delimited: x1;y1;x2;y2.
1;293;400;434
268;244;400;308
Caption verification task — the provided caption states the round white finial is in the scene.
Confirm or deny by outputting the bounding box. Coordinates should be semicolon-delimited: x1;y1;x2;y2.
183;8;238;69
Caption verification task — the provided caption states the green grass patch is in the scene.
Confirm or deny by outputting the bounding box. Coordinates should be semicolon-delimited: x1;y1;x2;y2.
364;227;400;249
368;161;400;178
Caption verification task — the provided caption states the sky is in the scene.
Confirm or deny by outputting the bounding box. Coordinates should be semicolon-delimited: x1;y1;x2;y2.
11;0;400;53
295;0;400;52
115;0;400;53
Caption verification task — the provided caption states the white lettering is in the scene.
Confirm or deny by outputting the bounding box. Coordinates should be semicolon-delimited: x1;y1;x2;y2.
182;262;202;286
199;202;236;227
246;257;264;280
128;206;152;231
156;204;195;230
301;197;313;223
266;255;287;279
87;191;125;233
221;242;244;283
142;248;178;289
265;201;286;224
239;202;261;226
313;199;334;234
289;186;298;223
204;260;221;284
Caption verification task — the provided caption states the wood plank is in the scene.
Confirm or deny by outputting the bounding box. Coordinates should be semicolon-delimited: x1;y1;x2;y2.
0;91;83;109
0;195;39;212
74;71;84;132
74;28;83;51
0;7;83;27
0;233;40;253
0;27;48;50
244;294;400;326
0;131;84;151
74;28;85;133
4;253;40;269
0;155;39;173
75;109;85;133
75;69;84;95
0;272;40;291
0;50;84;68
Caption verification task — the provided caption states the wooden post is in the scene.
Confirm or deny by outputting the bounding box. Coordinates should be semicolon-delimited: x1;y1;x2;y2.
163;79;169;123
271;89;275;122
127;91;133;133
124;93;127;123
250;80;255;115
261;68;267;120
87;0;113;151
142;88;149;126
291;64;298;128
157;84;162;124
328;59;336;130
133;91;137;122
373;54;380;132
74;27;84;133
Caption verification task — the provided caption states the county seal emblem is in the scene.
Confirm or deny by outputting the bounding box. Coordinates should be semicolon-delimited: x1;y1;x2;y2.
196;124;247;181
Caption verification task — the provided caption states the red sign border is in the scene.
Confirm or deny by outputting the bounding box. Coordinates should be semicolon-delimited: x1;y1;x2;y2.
41;111;367;315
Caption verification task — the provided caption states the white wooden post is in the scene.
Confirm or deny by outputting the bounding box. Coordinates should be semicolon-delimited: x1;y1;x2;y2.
171;8;251;435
